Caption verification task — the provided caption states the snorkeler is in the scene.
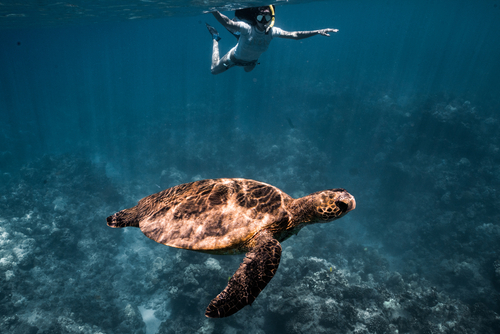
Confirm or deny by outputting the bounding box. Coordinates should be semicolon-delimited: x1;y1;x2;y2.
206;5;339;75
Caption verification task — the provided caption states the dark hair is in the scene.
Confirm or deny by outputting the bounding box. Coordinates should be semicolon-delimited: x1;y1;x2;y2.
235;7;259;24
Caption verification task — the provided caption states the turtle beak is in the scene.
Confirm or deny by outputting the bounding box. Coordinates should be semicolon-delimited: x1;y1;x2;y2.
347;194;356;211
336;192;356;214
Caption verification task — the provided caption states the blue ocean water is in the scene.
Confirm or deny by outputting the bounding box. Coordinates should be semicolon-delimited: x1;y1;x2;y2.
1;0;500;333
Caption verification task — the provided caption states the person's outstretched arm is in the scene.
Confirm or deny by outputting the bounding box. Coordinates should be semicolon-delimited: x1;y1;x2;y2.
212;11;240;31
278;28;339;40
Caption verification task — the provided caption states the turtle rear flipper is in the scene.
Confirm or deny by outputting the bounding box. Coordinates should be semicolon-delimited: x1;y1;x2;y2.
205;231;281;318
106;208;140;228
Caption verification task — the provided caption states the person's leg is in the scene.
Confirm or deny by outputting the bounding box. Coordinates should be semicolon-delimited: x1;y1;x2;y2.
211;46;234;75
206;23;229;75
211;40;224;74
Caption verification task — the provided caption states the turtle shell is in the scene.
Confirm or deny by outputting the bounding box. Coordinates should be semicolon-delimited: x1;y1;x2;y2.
138;178;292;253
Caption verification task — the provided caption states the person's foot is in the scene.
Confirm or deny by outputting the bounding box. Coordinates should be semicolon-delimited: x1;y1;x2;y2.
206;23;221;41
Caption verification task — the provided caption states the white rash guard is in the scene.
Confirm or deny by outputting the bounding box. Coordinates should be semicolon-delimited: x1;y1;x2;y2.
230;21;283;62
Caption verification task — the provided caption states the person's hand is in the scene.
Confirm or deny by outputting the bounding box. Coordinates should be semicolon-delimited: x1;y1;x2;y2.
318;28;339;37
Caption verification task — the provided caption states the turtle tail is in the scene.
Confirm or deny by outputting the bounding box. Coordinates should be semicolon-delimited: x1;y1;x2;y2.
106;208;140;228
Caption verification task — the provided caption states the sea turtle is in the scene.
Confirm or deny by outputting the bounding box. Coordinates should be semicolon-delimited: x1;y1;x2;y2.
107;178;355;318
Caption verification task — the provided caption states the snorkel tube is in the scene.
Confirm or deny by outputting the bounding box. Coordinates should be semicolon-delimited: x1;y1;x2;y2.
263;5;275;34
268;5;275;28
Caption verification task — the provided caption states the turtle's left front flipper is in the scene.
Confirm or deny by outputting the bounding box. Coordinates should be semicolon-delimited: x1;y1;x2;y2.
205;231;282;318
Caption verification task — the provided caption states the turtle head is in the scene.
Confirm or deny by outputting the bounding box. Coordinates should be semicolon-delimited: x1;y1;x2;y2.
310;188;356;222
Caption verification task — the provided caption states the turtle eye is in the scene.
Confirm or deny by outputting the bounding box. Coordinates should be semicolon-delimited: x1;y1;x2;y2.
335;201;348;213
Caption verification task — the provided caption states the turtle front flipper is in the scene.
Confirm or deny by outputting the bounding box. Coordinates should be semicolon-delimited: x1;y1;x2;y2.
205;231;282;318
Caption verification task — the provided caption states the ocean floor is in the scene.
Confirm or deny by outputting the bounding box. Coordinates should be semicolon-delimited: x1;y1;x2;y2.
1;95;500;333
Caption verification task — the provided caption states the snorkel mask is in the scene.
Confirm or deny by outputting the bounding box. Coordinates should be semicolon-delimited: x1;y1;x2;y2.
256;5;275;28
256;14;272;23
